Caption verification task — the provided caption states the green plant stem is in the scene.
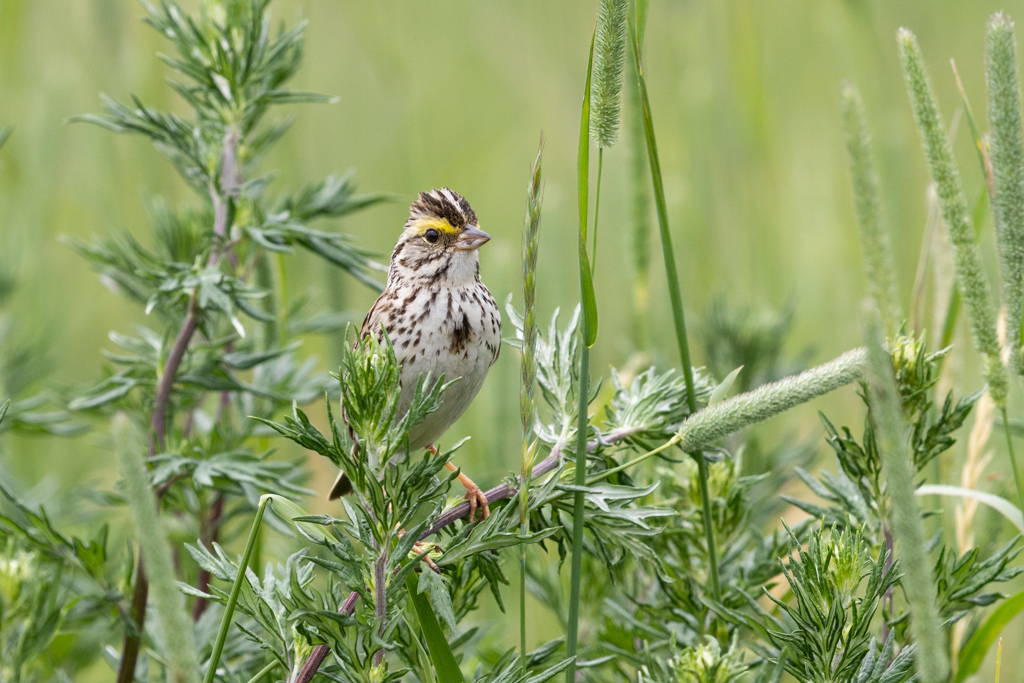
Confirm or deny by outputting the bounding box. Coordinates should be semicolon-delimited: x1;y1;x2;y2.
566;29;597;683
204;495;270;683
565;343;590;682
630;16;720;602
244;662;277;683
863;304;947;683
1001;407;1024;515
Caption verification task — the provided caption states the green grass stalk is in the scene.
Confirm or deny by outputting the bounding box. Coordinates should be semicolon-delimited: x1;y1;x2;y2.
115;414;199;683
986;14;1024;376
840;83;901;334
204;495;270;683
862;304;948;683
519;142;543;670
629;12;720;601
565;30;597;683
244;662;277;683
898;28;1009;406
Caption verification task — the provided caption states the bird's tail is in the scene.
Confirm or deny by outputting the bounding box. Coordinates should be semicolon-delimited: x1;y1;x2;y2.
329;470;353;499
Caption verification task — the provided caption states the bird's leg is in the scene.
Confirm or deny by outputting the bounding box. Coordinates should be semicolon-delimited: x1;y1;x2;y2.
433;447;490;522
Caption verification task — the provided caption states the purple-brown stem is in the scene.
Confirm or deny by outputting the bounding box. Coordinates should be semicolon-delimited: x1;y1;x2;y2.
117;130;240;683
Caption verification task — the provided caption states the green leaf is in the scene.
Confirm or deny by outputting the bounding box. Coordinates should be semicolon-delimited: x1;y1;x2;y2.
405;572;466;683
0;399;8;426
709;365;743;406
634;0;649;52
526;658;575;683
264;494;333;544
957;589;1024;682
915;484;1024;534
418;567;457;632
577;29;599;348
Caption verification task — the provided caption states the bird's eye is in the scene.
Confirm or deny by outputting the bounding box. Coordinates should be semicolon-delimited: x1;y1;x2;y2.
424;228;440;244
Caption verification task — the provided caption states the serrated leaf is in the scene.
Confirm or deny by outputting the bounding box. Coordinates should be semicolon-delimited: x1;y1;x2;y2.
418;568;457;632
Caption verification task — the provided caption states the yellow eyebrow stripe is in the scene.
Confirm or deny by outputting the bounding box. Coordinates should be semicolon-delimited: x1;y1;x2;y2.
412;217;459;235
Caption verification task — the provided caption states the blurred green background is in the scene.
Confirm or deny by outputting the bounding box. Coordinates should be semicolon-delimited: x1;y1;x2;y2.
3;0;1024;675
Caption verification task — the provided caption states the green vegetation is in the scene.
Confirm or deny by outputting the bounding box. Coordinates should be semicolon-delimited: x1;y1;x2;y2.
2;1;1024;682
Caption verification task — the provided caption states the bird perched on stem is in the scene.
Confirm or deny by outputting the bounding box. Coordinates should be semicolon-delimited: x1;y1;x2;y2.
330;188;501;520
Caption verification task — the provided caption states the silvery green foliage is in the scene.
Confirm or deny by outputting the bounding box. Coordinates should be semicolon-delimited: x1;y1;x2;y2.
0;0;385;678
986;13;1024;376
637;636;751;683
589;0;628;148
757;525;899;683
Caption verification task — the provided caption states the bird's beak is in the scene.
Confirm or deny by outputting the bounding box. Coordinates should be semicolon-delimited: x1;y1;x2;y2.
456;225;491;250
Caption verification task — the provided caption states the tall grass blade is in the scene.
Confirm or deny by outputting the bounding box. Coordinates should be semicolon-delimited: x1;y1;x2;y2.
577;32;599;348
956;589;1024;682
116;415;200;683
629;7;720;600
986;13;1024;376
406;573;467;683
898;28;1008;406
862;303;948;683
840;82;901;334
566;27;597;683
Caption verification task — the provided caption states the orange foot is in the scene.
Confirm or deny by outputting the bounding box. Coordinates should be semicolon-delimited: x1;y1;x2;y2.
429;445;491;522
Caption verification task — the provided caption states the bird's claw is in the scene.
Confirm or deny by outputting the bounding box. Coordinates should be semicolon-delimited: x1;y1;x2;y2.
397;528;441;572
465;483;490;522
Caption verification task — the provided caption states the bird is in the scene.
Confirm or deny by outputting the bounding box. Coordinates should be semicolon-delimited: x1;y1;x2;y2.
329;188;501;521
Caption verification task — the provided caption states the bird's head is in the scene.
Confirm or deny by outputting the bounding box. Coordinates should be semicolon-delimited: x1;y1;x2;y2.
390;188;491;283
